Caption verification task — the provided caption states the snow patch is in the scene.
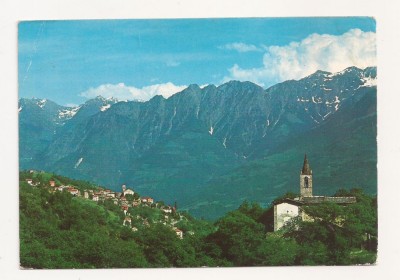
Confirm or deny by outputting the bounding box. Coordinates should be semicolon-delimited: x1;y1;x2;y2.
222;138;227;148
18;106;22;112
309;114;320;124
323;112;332;119
59;106;81;119
74;158;83;169
36;99;47;108
209;126;214;135
312;96;322;104
335;104;339;111
266;119;270;126
166;107;177;134
100;104;111;112
361;76;377;87
325;96;341;106
297;97;310;102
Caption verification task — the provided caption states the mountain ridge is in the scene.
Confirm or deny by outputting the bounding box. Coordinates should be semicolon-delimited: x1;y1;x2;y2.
18;66;377;219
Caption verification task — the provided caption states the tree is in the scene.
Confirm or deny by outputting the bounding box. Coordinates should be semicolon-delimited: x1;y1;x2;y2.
209;211;265;266
238;201;264;221
255;234;299;266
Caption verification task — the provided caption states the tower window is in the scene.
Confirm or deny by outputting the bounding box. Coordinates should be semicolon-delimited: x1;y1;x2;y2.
304;177;309;188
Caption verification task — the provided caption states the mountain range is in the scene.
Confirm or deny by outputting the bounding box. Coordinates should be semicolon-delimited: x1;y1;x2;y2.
19;66;377;219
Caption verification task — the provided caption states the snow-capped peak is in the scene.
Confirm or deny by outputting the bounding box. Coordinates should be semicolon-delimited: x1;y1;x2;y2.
335;66;363;76
94;95;119;103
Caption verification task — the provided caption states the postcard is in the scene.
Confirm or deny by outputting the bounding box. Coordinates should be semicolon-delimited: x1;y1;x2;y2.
18;17;377;268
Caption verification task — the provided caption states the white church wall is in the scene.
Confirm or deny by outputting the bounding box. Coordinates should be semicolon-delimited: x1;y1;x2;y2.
274;202;300;231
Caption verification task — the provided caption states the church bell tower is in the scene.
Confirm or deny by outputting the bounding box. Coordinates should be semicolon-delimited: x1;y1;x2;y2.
300;154;313;197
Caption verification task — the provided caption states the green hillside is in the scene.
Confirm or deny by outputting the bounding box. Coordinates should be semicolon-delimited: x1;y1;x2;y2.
19;171;377;268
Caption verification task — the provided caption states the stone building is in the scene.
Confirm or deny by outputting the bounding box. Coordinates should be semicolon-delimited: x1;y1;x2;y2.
273;154;356;231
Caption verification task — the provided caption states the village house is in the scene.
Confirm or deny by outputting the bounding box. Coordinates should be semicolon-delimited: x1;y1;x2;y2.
273;155;356;231
132;199;141;207
124;188;134;195
123;216;132;226
103;189;111;196
107;192;116;198
92;195;99;202
52;185;66;192
161;206;173;213
83;191;89;199
121;205;129;215
25;178;34;186
141;197;154;204
67;187;80;196
120;184;135;196
49;180;56;187
174;228;183;239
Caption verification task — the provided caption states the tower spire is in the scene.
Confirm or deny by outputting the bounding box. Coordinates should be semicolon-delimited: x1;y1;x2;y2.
301;154;312;175
300;154;313;197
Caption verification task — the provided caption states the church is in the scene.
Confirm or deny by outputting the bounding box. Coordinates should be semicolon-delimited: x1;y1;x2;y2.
273;154;356;231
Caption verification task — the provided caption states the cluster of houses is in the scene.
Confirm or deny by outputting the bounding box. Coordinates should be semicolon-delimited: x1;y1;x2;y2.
26;178;81;196
24;176;185;239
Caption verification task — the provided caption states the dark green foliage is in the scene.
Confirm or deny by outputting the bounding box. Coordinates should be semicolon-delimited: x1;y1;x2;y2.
19;172;377;268
210;211;265;266
255;235;299;266
283;190;377;265
238;200;264;221
20;182;148;268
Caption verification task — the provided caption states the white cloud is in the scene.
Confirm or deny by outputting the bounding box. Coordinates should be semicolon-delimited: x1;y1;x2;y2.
220;42;261;53
79;82;187;102
223;29;376;87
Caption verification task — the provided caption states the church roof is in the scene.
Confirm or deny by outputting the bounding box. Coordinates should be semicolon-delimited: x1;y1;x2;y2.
301;154;312;175
300;196;356;204
274;196;356;206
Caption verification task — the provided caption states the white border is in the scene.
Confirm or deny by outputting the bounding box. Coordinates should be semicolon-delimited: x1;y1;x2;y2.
1;0;400;279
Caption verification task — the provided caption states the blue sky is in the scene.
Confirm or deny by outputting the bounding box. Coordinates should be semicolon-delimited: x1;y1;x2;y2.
18;17;376;106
